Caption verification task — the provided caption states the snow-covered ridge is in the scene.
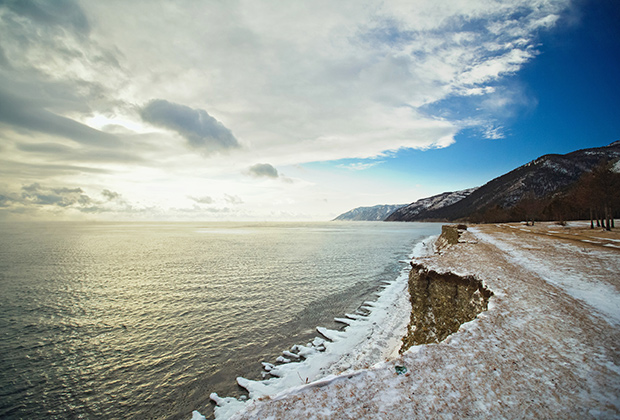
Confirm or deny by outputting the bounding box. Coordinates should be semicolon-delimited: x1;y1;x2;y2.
193;236;438;420
388;141;620;222
385;188;477;221
333;204;407;221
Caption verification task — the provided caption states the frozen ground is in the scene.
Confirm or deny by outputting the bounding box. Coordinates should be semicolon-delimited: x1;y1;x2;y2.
198;222;620;419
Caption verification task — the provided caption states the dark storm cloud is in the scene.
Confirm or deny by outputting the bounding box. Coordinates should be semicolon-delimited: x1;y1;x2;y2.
20;183;91;207
16;142;74;154
0;194;12;208
0;87;121;147
0;160;112;179
0;0;127;163
247;163;279;178
0;184;138;216
0;45;9;67
0;0;90;34
0;69;104;114
16;141;146;167
140;99;240;153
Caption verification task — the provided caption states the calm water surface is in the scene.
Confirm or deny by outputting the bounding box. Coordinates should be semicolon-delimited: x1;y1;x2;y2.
0;221;439;419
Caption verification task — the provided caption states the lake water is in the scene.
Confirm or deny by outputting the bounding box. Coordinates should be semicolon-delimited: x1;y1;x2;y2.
0;221;439;419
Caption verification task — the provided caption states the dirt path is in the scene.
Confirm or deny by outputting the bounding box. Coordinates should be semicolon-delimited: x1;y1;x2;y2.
493;221;620;251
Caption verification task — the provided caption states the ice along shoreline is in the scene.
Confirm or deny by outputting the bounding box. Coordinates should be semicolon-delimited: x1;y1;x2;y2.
195;235;439;420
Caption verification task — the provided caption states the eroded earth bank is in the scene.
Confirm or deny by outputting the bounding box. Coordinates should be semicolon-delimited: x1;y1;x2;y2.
223;222;620;419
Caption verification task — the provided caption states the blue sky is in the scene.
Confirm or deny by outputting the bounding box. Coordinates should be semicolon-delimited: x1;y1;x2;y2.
0;0;618;220
307;0;620;205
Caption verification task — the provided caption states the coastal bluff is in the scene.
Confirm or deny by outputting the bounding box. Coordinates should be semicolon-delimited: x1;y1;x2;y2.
401;263;492;351
401;224;493;351
225;222;620;419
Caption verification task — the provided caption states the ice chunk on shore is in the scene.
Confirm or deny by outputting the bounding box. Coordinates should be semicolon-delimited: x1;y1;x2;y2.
316;327;346;342
312;337;325;347
209;393;246;419
296;345;318;358
282;350;300;359
191;411;206;420
261;362;275;372
195;235;434;420
334;317;354;325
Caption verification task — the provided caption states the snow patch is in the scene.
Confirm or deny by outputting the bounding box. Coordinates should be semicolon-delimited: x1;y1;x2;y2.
472;228;620;326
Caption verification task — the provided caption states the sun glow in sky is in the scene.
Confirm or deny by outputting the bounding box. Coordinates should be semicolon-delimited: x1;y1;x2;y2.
0;0;619;221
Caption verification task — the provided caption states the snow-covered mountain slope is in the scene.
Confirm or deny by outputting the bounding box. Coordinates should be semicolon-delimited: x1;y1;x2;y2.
389;140;620;222
385;188;477;221
333;204;406;221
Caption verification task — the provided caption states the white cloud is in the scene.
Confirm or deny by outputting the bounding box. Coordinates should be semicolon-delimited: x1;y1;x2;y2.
337;161;385;171
456;48;536;86
224;194;244;205
482;124;506;140
80;0;567;161
188;195;214;205
0;0;571;219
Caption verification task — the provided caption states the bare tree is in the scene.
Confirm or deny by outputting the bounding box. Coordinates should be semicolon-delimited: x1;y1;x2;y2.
576;160;620;230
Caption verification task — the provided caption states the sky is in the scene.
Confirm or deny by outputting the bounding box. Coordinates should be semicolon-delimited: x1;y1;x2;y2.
0;0;619;221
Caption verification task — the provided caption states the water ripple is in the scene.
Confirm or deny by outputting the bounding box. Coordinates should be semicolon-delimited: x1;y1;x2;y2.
0;221;439;419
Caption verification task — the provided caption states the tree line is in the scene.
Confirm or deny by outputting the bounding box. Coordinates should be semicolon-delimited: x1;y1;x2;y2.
468;160;620;228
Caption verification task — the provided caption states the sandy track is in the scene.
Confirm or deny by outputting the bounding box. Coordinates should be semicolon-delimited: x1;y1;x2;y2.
492;221;620;251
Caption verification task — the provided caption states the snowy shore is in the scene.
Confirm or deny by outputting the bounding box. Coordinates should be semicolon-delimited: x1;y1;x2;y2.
196;236;437;420
198;222;620;419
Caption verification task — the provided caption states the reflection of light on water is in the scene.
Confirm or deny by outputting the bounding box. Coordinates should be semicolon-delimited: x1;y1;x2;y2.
0;221;440;420
196;229;255;235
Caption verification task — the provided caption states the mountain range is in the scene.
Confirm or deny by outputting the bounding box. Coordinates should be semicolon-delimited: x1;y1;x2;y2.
385;188;477;222
335;141;620;222
332;204;406;221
